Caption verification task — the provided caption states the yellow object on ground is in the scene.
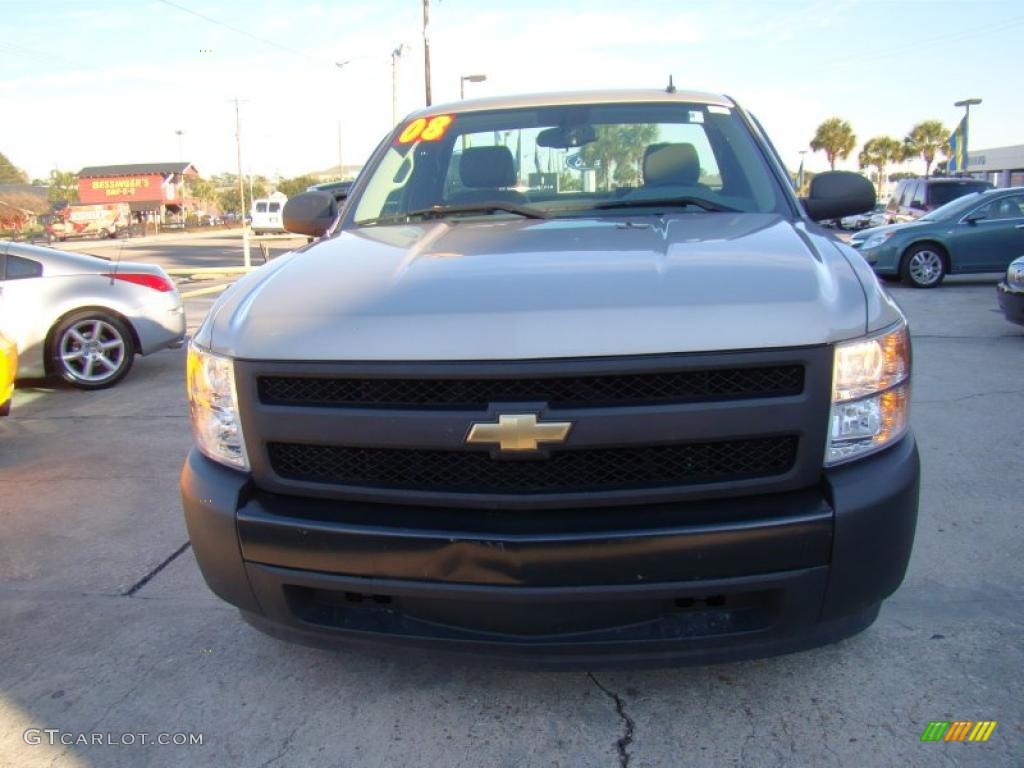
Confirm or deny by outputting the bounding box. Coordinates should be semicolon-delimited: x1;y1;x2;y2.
0;333;17;416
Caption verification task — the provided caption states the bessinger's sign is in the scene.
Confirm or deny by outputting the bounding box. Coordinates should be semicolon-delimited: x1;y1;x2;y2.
78;174;174;204
90;177;150;196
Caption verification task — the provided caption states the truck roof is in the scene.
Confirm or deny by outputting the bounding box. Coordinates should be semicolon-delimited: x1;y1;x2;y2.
407;89;735;120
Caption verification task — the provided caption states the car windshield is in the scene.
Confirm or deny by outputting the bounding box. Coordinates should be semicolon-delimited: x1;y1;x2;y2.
919;191;990;221
348;101;786;226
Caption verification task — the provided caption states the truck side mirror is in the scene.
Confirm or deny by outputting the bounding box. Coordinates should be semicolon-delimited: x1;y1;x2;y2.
283;192;338;238
800;171;876;222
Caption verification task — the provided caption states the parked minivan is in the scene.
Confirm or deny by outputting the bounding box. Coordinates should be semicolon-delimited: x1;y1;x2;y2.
250;193;288;235
886;177;991;223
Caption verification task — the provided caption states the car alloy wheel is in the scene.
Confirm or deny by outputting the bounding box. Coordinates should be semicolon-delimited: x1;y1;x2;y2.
53;312;135;389
903;247;946;288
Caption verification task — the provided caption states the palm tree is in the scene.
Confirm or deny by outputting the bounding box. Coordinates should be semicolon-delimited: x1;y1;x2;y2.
810;118;857;170
859;136;903;197
903;120;949;177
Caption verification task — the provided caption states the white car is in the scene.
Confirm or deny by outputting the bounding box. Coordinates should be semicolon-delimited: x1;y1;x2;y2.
840;204;887;230
0;242;185;389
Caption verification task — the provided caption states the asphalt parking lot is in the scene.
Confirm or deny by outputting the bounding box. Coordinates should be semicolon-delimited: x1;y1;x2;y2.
1;273;1022;767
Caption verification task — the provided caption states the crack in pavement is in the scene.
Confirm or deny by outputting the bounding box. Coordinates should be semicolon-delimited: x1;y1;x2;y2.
6;414;185;421
912;333;1022;341
0;475;177;484
915;387;1024;404
122;542;192;596
587;672;635;768
257;724;300;768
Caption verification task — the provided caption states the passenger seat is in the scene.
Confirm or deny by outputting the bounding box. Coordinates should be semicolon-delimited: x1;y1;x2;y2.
642;142;707;190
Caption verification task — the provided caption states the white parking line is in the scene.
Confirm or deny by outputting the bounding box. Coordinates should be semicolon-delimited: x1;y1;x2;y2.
180;284;229;299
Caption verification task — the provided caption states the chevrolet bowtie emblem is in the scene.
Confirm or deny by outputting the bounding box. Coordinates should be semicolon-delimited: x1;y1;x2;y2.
465;414;573;452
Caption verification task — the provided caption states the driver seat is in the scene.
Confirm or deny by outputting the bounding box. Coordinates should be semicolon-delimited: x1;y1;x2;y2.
447;146;526;204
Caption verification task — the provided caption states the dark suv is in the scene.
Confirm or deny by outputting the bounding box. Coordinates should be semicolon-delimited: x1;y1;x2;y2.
886;176;992;223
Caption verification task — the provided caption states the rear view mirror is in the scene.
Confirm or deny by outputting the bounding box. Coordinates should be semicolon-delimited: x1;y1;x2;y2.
283;191;338;238
537;125;597;149
801;171;875;222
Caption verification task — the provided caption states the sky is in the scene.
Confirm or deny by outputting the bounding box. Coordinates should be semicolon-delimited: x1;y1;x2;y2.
2;0;1023;181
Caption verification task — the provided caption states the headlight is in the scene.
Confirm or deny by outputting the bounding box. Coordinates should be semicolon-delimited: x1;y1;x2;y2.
1007;259;1024;289
861;231;895;250
826;324;910;466
186;341;249;470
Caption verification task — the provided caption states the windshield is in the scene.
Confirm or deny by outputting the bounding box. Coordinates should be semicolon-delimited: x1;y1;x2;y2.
918;190;990;221
348;102;786;226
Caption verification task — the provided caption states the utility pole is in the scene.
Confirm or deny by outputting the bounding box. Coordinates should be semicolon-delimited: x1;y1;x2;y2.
422;0;431;106
232;98;251;268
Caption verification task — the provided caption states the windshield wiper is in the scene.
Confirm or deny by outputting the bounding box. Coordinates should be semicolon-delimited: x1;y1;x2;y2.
593;197;739;213
359;202;549;226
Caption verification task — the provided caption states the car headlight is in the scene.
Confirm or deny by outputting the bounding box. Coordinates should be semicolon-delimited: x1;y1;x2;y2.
1007;258;1024;289
186;341;249;470
861;231;895;251
826;323;911;466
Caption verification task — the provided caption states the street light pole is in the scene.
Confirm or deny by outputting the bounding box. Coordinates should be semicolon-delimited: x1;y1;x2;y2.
391;45;407;126
460;73;487;100
335;61;347;176
232;97;251;268
175;129;184;162
457;74;486;151
953;98;982;176
334;60;353;176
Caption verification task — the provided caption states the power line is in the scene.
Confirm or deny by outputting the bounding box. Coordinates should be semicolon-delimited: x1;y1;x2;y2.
0;40;81;68
154;0;330;66
814;14;1024;74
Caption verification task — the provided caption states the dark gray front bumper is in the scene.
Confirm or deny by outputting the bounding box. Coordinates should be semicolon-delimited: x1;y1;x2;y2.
180;434;919;664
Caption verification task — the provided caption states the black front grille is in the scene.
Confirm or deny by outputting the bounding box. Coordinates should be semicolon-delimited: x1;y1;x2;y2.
257;365;804;410
267;437;798;494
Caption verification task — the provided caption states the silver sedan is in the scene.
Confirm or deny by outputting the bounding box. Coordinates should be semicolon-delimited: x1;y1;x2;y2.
0;241;185;389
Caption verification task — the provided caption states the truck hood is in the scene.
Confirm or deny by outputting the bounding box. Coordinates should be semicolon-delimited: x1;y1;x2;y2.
205;214;877;361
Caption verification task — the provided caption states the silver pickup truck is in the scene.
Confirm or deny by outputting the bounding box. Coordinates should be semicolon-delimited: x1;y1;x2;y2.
181;89;919;664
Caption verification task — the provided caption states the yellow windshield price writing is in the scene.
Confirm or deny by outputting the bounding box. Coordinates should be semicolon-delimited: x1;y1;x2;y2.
397;115;454;144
